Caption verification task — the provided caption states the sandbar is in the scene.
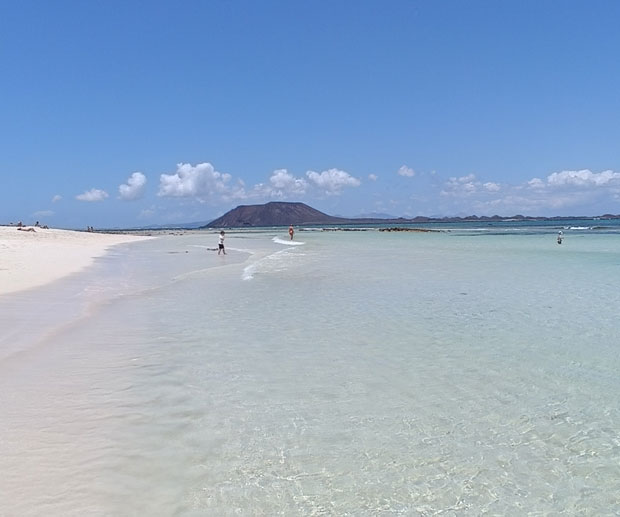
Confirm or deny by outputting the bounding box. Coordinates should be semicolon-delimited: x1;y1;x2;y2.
0;226;152;296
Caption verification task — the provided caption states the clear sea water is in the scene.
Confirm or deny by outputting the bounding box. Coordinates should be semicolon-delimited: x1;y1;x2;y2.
1;222;620;516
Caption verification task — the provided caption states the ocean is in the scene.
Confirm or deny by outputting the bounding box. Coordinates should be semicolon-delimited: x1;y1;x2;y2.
1;222;620;515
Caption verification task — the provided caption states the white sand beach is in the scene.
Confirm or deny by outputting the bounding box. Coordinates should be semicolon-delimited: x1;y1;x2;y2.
0;226;152;296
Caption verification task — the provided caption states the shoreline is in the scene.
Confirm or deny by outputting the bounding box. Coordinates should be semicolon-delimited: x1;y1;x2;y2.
0;226;153;296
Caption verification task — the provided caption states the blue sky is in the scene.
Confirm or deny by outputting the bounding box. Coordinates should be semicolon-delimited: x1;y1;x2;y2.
2;0;620;228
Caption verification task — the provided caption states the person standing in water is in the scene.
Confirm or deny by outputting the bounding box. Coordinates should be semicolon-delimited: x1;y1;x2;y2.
557;231;563;244
218;230;226;255
288;224;294;240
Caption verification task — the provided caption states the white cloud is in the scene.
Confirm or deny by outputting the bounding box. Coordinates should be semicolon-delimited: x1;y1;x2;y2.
368;174;378;181
397;165;415;177
52;194;62;203
255;168;360;199
158;162;234;201
527;178;545;190
441;174;479;196
471;191;592;215
154;161;363;205
76;188;109;202
269;169;308;195
512;168;620;214
483;182;501;192
546;169;620;187
119;172;147;200
458;170;620;216
463;182;476;193
416;167;620;217
306;168;361;195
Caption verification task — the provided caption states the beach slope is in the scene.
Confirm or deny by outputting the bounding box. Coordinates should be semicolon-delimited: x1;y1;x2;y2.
0;226;151;296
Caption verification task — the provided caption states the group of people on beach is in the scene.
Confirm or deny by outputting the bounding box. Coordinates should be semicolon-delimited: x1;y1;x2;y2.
216;224;295;255
14;221;49;231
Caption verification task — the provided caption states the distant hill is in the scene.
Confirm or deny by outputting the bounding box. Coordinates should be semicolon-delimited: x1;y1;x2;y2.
202;202;620;229
354;211;398;219
204;202;349;228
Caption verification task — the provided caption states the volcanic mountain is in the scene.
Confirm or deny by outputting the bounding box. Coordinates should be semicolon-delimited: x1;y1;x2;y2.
204;202;349;228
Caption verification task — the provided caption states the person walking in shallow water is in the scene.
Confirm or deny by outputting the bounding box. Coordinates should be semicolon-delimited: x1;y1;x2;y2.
557;231;563;244
288;224;294;240
218;230;226;255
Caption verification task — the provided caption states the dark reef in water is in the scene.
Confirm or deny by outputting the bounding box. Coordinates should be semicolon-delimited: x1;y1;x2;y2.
379;227;440;233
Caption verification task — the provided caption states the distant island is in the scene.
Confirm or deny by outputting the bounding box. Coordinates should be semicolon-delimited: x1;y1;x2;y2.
203;202;620;228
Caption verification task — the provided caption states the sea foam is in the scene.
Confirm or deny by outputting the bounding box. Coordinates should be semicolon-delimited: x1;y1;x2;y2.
272;236;305;246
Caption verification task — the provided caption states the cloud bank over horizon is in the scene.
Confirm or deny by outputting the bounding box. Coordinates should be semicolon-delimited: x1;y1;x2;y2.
437;169;620;216
150;164;620;219
52;163;620;224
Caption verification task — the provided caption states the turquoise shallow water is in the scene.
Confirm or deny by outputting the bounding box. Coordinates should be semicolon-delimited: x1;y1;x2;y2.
1;226;620;515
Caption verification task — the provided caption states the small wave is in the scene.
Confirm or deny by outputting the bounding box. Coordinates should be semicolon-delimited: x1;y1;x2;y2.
568;226;591;230
242;245;304;280
272;237;305;246
226;247;253;253
242;263;256;281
